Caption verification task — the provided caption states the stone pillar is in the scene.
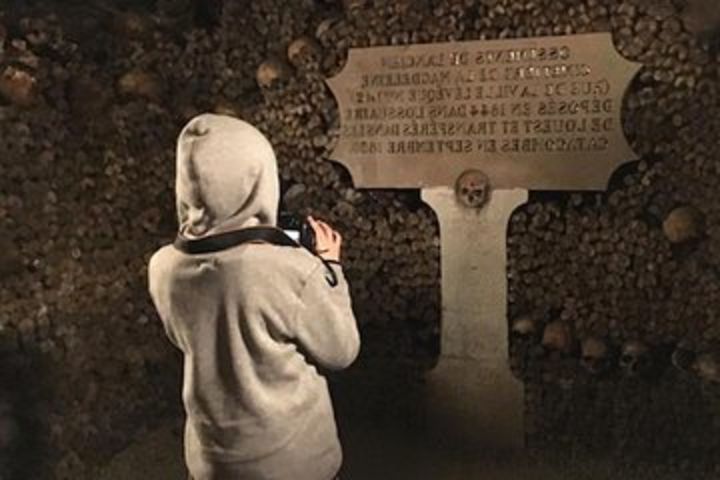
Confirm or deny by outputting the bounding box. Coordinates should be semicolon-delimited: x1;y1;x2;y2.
421;187;528;451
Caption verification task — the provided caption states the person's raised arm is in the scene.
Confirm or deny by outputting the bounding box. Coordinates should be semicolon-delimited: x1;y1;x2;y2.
289;218;360;370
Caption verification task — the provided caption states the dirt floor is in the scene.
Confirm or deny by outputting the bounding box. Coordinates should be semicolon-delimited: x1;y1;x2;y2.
97;361;710;480
96;419;688;480
96;422;563;480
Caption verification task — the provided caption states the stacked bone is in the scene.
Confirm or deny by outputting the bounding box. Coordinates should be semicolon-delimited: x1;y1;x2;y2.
506;0;720;470
0;2;443;477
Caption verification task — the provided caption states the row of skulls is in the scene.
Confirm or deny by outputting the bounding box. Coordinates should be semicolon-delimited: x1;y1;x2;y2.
512;316;720;383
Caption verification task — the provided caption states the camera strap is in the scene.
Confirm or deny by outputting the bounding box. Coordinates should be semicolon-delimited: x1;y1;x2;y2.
173;227;339;287
173;227;298;255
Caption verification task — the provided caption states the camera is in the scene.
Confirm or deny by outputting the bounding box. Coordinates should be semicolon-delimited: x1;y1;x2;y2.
277;212;316;252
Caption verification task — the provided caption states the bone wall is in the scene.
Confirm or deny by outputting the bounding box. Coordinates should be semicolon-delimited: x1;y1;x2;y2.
0;0;718;478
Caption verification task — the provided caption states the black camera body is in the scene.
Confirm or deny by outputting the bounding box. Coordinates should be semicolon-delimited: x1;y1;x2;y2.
277;212;316;252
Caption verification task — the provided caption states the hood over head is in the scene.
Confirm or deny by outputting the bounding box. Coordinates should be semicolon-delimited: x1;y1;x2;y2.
175;113;279;239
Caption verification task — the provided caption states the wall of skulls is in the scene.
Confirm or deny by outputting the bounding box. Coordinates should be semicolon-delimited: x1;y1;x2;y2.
0;0;718;478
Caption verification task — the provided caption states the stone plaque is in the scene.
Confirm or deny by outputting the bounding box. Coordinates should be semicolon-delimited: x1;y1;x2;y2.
326;33;641;190
325;34;641;451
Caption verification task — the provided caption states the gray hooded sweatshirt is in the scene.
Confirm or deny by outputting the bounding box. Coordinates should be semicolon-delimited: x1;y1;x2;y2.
148;114;360;480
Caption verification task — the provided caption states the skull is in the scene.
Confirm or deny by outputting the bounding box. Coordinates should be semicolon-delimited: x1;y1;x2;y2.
315;15;342;43
256;58;291;89
118;70;163;100
693;352;720;384
281;183;309;213
671;343;696;374
580;337;610;375
287;36;322;66
541;321;571;353
510;315;541;378
662;205;705;244
511;315;536;338
342;0;366;11
455;170;490;209
619;340;651;377
0;66;37;107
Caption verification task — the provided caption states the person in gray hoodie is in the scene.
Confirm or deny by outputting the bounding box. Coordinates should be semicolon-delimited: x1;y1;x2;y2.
148;113;360;480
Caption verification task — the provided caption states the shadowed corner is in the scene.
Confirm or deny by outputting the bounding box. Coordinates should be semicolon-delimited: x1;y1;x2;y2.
0;344;50;480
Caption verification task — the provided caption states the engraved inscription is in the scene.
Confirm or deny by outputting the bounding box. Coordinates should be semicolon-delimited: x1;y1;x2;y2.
326;34;641;190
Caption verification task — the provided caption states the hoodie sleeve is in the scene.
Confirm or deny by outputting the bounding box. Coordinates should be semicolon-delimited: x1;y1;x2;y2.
147;248;183;351
290;262;360;371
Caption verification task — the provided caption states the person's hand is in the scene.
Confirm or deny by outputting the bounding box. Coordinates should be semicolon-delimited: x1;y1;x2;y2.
308;216;342;262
